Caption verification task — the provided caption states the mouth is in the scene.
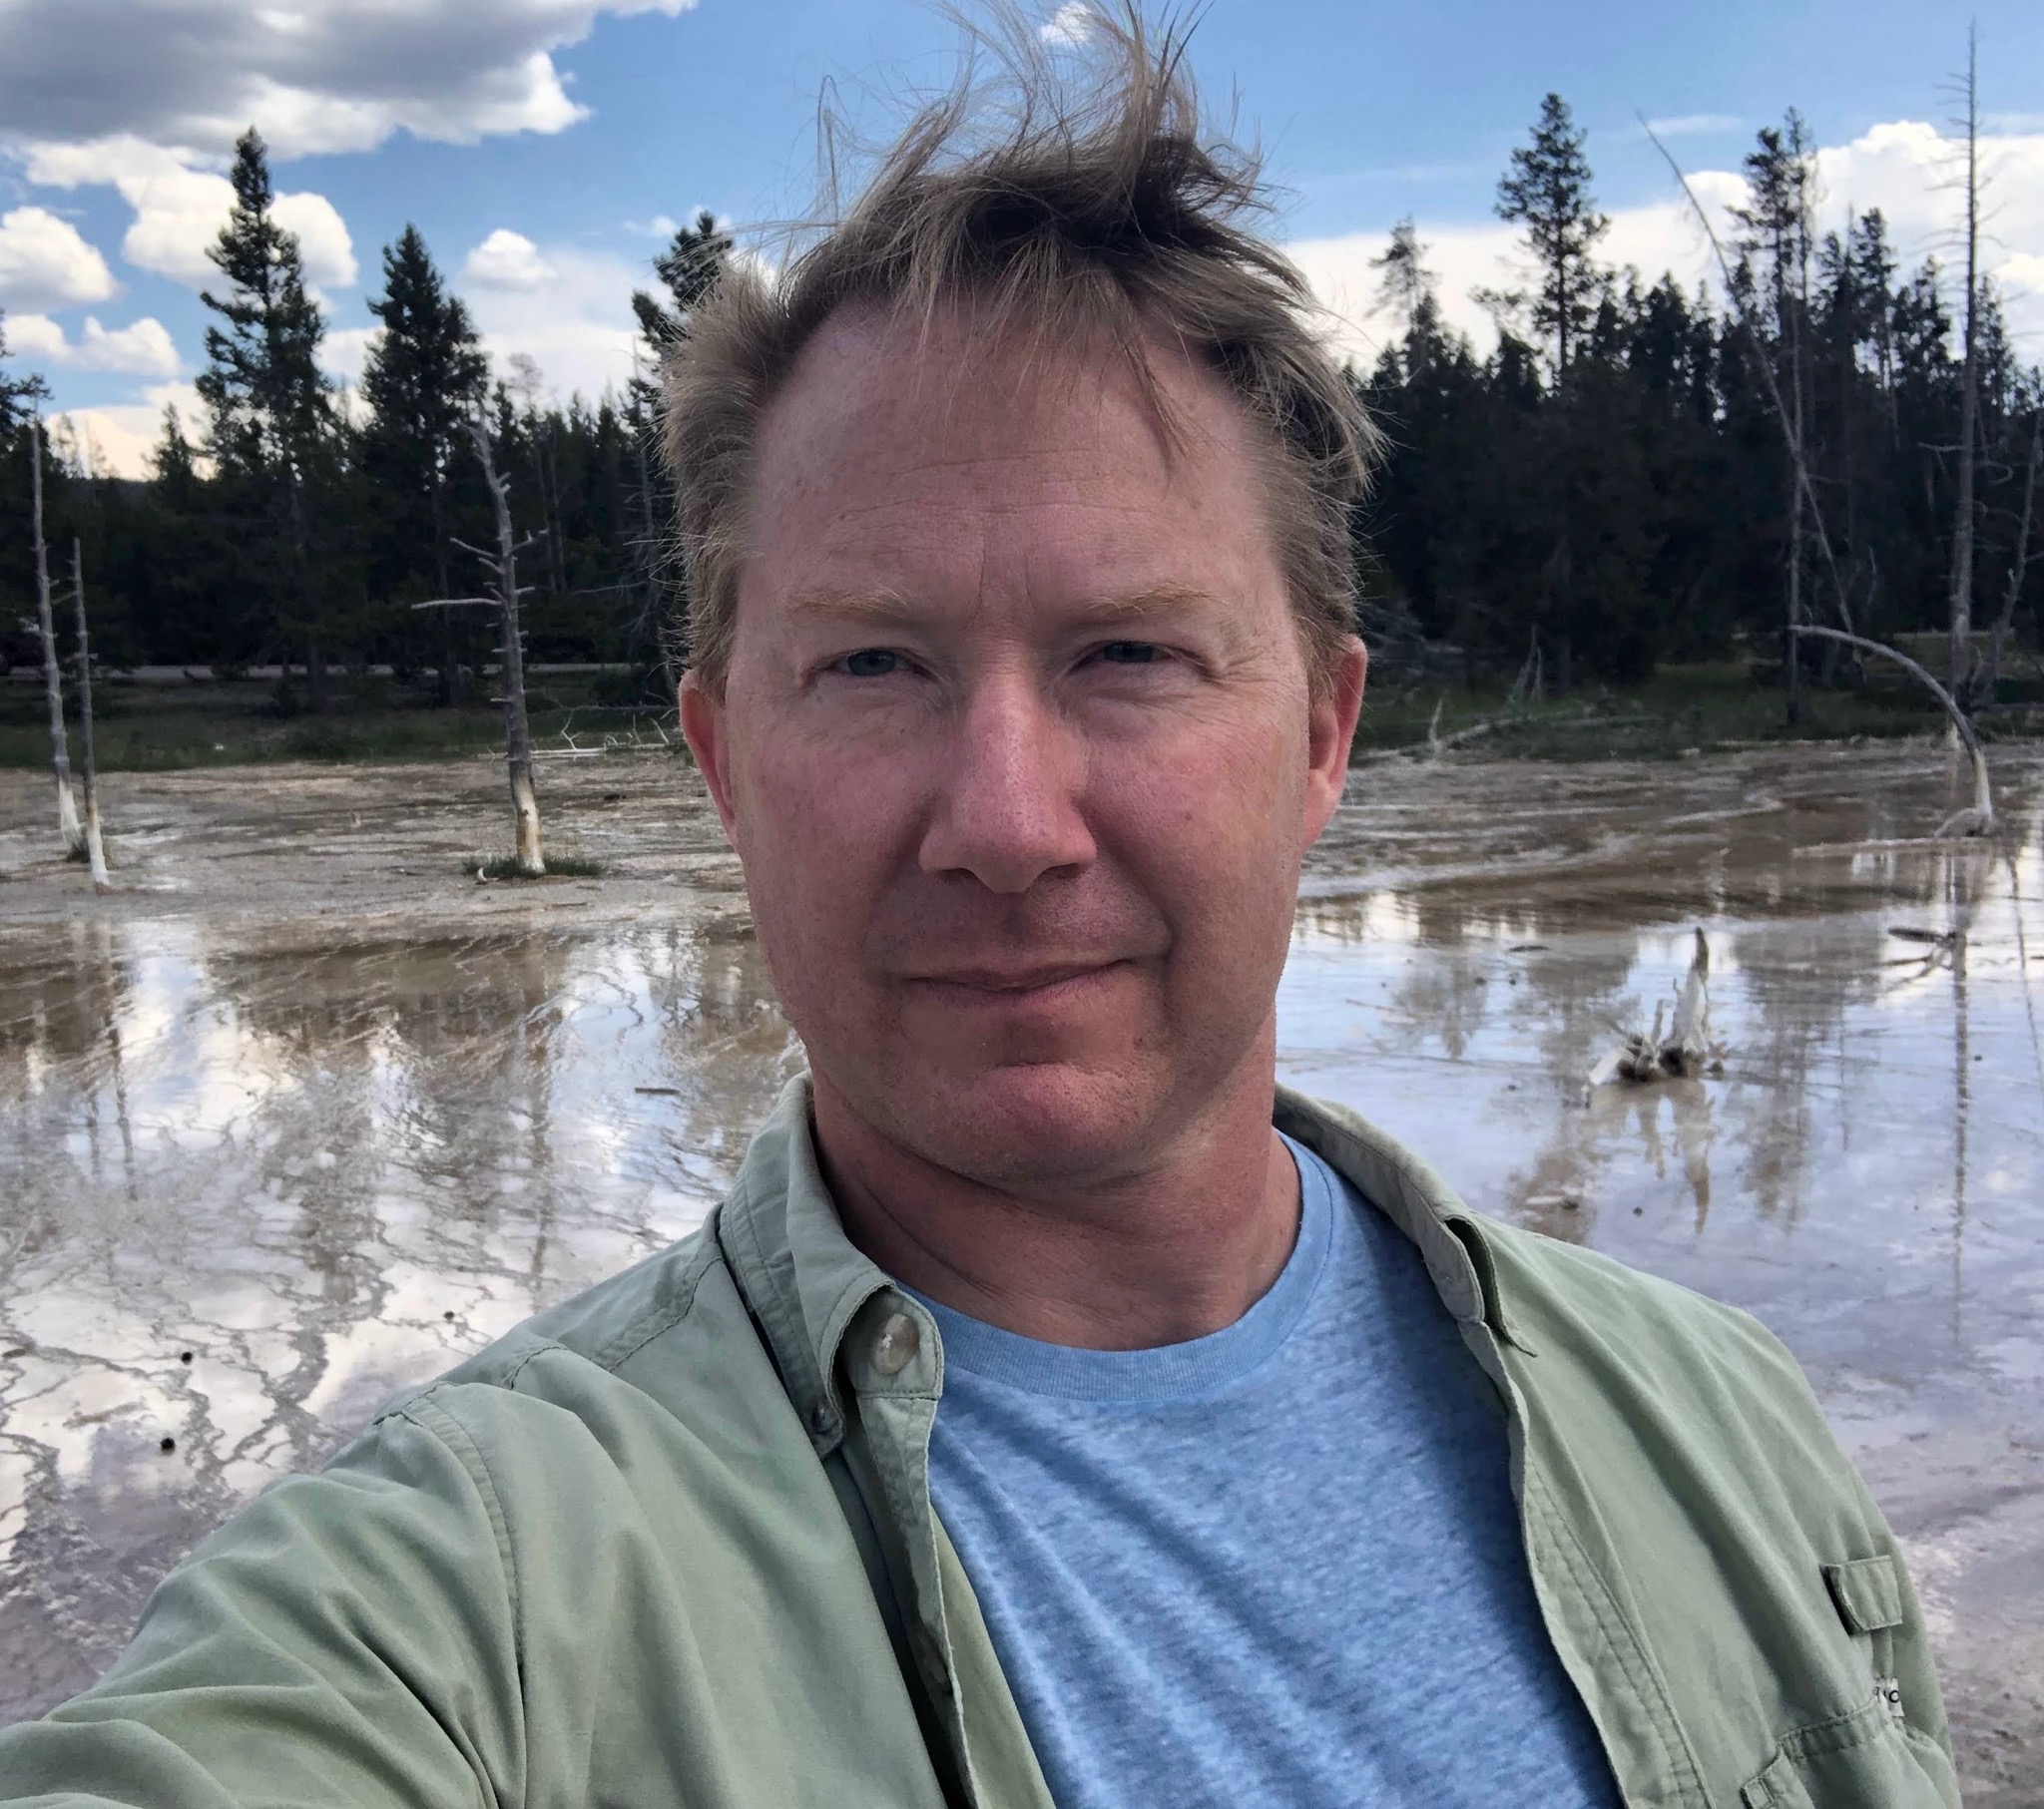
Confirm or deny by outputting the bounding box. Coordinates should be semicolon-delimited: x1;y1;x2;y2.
904;961;1125;998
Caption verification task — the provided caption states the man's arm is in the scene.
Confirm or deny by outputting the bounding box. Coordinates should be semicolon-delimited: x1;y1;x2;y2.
0;1397;523;1808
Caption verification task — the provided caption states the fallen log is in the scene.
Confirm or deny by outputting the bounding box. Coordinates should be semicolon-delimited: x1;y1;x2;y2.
1789;625;1993;838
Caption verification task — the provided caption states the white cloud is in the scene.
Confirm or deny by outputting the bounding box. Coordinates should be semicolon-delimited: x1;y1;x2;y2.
0;205;115;309
463;240;642;404
49;380;204;481
0;1;698;164
321;324;380;386
1039;4;1099;48
463;228;556;291
1288;119;2044;368
272;191;357;289
6;312;180;377
25;137;355;290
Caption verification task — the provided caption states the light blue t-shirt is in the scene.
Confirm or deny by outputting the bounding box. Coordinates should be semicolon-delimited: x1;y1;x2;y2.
914;1135;1619;1808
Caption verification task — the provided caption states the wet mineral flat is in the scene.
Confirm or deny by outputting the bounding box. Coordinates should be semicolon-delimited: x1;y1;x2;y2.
0;742;2038;1802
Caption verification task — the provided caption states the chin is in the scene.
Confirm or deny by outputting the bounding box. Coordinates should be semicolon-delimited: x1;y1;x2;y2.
888;1057;1165;1188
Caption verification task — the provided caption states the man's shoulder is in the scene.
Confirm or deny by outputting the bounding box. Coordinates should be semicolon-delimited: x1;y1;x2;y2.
1473;1212;1805;1391
371;1210;755;1436
1282;1088;1815;1424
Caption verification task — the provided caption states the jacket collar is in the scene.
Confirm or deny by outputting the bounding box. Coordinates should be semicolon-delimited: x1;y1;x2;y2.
716;1072;1522;1451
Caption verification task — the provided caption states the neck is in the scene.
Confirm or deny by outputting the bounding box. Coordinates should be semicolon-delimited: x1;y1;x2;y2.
810;1056;1299;1351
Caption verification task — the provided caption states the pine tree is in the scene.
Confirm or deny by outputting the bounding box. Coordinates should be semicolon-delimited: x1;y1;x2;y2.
1495;95;1609;383
628;210;733;687
197;127;339;695
1;311;54;655
1733;114;1819;721
632;210;735;354
151;405;202;508
360;225;488;698
0;309;50;431
1370;218;1443;370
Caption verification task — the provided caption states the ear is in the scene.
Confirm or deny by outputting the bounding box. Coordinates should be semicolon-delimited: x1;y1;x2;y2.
679;669;743;850
1301;637;1366;849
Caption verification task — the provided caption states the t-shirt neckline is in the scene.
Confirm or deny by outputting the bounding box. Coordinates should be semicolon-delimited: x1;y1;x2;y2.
904;1133;1336;1404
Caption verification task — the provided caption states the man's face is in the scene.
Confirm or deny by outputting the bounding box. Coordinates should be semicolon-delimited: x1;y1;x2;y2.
682;303;1363;1188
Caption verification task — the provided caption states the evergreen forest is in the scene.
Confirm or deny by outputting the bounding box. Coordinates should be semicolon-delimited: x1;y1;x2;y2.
3;98;2039;727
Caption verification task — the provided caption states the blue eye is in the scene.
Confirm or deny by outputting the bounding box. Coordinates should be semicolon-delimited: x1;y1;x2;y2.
1098;641;1161;665
840;650;901;678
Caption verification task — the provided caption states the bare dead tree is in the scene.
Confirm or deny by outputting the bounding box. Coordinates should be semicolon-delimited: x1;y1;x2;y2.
68;540;111;892
1792;625;1992;836
25;417;83;855
454;418;545;876
1946;28;1983;702
1644;123;1858;666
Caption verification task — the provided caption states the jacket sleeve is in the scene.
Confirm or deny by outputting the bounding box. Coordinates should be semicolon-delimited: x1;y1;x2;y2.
0;1395;523;1808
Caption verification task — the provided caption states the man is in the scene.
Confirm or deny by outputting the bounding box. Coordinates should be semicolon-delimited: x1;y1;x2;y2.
0;15;1957;1809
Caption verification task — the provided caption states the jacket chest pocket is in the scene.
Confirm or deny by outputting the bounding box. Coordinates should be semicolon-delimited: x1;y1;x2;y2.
1740;1691;1952;1809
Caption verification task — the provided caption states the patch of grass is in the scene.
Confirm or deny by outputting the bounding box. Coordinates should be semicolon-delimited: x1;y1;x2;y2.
470;852;605;880
1348;660;1997;763
0;672;683;771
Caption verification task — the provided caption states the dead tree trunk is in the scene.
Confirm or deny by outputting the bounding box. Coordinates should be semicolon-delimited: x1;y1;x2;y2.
1784;214;1809;728
464;421;545;876
69;541;111;891
27;418;83;856
1948;28;1981;703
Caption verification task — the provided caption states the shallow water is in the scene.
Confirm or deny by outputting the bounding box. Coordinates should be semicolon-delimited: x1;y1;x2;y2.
1;744;2040;1796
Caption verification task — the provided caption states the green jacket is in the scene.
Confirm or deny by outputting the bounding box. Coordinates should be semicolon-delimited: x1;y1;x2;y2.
0;1080;1959;1809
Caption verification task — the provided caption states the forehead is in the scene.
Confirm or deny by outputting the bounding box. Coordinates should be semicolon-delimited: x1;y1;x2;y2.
741;300;1277;595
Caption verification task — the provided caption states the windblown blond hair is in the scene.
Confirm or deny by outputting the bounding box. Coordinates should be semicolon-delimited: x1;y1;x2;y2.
661;5;1379;694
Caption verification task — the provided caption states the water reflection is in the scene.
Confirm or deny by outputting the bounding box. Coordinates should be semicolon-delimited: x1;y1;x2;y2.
0;910;798;1708
1281;748;2044;1455
1;741;2041;1728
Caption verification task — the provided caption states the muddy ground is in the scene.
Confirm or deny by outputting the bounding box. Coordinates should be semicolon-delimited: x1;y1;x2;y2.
0;740;2039;1802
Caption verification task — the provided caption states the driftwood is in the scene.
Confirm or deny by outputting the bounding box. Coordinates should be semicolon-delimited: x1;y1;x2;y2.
1591;929;1722;1085
1789;625;1992;837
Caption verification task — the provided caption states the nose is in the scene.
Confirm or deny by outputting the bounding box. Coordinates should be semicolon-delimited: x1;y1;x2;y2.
917;667;1095;893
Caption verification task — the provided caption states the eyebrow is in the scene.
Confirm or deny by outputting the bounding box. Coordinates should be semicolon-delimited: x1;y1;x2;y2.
780;581;1228;631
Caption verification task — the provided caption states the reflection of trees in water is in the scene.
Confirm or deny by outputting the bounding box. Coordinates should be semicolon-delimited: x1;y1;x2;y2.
0;911;800;1717
0;920;141;1291
646;916;801;1188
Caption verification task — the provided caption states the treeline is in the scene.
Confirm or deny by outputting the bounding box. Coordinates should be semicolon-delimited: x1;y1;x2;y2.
2;99;2040;713
1359;96;2041;702
0;129;731;708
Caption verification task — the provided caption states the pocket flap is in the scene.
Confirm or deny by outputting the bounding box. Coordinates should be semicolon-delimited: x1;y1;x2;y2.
1822;1556;1903;1635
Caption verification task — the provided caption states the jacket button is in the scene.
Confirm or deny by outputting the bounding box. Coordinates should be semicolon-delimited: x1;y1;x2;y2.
871;1311;920;1376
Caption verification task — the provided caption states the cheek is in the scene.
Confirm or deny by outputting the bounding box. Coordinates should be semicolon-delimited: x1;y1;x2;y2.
1097;707;1308;936
734;733;919;944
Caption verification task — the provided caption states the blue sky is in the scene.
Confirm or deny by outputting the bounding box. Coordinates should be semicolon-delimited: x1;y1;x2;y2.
4;0;2040;475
